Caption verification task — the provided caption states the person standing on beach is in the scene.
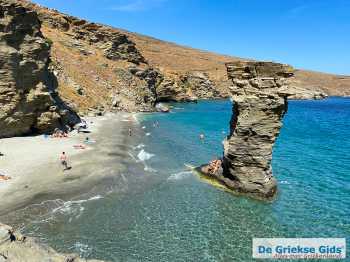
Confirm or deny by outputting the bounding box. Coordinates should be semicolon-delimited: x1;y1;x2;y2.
60;152;68;171
128;128;132;136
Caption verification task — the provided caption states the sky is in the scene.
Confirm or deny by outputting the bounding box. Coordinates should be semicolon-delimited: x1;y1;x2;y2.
32;0;350;75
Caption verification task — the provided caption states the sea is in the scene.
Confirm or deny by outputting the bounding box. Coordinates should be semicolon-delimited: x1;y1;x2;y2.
2;97;350;261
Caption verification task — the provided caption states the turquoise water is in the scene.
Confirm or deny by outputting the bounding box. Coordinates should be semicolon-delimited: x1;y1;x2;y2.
8;98;350;261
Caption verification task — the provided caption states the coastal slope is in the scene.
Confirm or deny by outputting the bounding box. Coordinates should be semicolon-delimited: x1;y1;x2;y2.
16;0;350;118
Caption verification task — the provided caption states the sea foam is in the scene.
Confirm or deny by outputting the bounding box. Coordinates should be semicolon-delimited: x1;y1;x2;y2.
167;171;192;181
137;149;155;161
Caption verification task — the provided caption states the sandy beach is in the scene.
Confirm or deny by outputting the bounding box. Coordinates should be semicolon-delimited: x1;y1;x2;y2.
0;112;138;215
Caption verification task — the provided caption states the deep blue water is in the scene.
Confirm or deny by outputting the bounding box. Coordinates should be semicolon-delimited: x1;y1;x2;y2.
10;97;350;261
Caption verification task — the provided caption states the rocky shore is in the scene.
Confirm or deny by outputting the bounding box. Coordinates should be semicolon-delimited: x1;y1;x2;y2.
0;223;104;262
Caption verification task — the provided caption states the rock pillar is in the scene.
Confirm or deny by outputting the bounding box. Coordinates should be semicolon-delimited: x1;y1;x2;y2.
222;61;294;199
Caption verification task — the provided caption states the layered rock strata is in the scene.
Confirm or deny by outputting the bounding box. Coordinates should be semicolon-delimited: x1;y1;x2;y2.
199;61;294;200
0;0;79;138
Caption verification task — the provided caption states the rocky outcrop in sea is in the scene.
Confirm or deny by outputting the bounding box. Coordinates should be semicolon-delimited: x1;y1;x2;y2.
0;0;79;138
198;61;294;200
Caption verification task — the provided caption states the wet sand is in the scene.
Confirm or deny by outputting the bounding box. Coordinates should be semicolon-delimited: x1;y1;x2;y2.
0;112;139;215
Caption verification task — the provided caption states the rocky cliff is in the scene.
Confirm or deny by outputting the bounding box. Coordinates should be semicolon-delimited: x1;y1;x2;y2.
0;0;79;138
199;61;294;200
16;0;222;115
1;0;349;138
12;0;349;119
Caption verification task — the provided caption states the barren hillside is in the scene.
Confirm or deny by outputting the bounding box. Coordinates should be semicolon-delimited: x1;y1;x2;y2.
18;0;350;116
125;30;350;97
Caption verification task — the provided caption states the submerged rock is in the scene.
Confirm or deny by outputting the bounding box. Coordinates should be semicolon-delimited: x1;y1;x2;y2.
199;61;294;200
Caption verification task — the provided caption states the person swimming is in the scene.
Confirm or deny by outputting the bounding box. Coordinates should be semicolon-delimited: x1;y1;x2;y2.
199;133;205;141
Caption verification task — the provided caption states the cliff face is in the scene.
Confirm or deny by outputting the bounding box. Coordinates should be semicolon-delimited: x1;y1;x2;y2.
1;1;349;138
0;0;79;138
222;61;294;199
21;1;146;65
13;0;348;119
14;0;231;114
156;71;221;102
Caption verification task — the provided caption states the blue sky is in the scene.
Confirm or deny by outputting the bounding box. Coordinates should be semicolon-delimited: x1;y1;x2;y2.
32;0;349;75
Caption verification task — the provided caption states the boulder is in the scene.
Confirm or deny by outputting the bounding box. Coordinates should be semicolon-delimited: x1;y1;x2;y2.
155;103;170;113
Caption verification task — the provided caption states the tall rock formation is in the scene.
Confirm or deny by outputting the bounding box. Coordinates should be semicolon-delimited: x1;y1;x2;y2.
199;61;294;200
0;0;79;138
223;61;294;199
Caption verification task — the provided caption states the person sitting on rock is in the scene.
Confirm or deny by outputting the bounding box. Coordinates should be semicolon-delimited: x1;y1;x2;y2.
207;159;222;175
212;159;222;174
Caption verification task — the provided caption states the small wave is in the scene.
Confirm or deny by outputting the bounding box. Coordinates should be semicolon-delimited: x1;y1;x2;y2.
132;113;139;123
133;143;145;150
167;171;192;181
51;195;103;217
87;195;103;201
137;149;154;161
142;126;146;129
146;132;151;136
72;242;92;257
144;165;157;173
280;180;290;185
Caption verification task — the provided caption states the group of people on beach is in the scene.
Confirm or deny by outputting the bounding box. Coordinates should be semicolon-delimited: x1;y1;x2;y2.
51;128;69;138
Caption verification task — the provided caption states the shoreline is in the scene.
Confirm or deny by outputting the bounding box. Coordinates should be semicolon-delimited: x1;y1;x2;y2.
0;111;147;261
0;222;104;262
0;112;138;215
